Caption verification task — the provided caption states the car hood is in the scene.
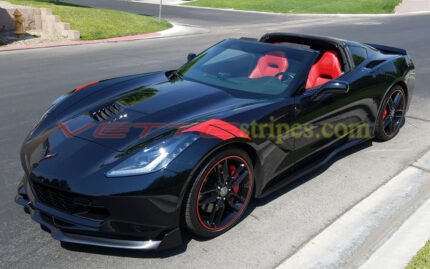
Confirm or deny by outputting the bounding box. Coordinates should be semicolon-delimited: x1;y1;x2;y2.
55;76;269;151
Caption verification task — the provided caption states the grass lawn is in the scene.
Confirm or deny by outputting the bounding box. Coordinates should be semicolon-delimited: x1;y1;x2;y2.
185;0;402;14
7;0;171;40
407;241;430;269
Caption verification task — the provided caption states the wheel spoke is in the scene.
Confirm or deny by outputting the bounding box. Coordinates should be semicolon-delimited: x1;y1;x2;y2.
384;115;392;129
389;117;395;133
229;192;245;203
393;92;402;109
230;170;249;188
200;189;217;195
394;109;404;119
227;201;241;212
393;119;401;130
208;204;218;226
387;99;395;112
232;164;245;179
222;159;229;184
200;192;218;205
216;164;223;185
215;203;225;225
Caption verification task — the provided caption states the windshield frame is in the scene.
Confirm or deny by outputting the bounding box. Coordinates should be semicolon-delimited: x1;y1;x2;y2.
176;38;319;99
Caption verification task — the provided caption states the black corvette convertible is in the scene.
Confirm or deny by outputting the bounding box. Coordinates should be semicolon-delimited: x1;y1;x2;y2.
15;33;415;250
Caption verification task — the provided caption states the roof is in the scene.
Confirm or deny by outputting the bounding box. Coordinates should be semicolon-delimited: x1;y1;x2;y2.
260;33;348;48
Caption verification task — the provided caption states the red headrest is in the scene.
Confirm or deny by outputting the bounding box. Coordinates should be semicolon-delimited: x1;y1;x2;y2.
316;51;342;77
306;51;342;89
249;51;288;79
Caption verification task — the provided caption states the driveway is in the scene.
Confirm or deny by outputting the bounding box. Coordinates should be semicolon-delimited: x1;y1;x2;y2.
0;3;429;268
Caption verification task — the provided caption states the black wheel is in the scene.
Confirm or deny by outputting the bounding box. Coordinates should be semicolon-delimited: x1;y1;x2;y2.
185;148;254;238
375;85;406;141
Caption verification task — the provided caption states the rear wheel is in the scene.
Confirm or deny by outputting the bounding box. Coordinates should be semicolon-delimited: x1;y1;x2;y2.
375;85;406;141
185;148;254;238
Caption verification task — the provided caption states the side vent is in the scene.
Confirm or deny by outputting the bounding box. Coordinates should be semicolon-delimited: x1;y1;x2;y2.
366;60;386;69
91;102;122;121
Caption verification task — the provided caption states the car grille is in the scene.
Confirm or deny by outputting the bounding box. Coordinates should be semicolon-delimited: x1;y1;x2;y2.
31;181;108;220
91;102;122;121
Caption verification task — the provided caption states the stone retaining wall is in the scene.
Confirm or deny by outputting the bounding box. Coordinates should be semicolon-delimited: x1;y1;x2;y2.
0;1;79;40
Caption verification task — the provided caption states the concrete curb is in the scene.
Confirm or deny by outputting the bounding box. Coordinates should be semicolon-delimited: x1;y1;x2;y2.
360;197;430;269
275;150;430;269
0;22;201;52
0;32;159;52
360;151;430;268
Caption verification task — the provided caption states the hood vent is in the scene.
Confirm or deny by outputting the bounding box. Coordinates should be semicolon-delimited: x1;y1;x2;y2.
91;102;122;121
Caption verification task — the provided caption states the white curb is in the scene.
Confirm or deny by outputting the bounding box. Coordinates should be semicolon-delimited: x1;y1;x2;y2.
360;198;430;269
275;151;430;269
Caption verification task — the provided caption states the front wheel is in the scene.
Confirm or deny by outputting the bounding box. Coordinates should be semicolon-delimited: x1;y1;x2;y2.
185;148;254;238
375;85;406;141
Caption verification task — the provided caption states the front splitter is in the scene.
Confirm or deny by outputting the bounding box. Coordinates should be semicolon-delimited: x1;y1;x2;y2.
15;187;183;251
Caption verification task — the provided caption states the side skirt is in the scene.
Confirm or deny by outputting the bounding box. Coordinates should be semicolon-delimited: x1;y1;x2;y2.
258;138;371;198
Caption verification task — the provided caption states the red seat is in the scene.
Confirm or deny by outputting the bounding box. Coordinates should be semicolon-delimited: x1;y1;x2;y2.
306;51;342;89
249;51;288;79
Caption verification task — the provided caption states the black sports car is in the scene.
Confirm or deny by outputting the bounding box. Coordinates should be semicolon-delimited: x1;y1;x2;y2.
15;33;415;250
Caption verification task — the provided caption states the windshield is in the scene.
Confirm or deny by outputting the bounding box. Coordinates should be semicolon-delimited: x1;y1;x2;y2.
176;39;317;98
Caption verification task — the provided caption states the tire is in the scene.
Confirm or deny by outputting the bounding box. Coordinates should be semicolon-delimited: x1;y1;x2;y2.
375;85;407;141
185;148;254;238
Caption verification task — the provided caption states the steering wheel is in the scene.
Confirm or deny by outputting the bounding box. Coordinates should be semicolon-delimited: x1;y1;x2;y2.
275;72;295;81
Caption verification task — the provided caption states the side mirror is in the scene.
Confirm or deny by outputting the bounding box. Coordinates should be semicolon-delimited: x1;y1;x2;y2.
187;53;197;62
312;80;349;101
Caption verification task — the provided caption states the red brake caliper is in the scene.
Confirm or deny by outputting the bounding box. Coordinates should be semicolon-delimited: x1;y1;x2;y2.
383;108;388;119
229;165;240;194
229;165;240;205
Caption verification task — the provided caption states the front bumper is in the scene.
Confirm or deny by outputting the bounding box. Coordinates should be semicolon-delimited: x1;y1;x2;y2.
15;178;183;251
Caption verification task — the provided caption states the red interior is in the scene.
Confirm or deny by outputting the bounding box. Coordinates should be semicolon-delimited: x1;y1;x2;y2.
305;51;342;89
249;51;288;79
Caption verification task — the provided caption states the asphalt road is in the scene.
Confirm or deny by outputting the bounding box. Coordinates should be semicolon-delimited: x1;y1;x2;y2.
63;0;311;26
0;4;430;269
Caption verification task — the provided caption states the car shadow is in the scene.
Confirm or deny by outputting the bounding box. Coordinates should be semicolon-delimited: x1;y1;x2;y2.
61;140;372;258
246;140;372;211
